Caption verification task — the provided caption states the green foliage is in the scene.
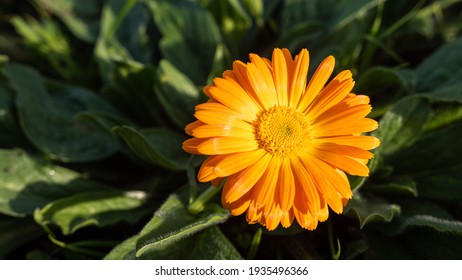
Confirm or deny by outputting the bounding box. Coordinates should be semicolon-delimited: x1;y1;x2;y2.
1;0;462;260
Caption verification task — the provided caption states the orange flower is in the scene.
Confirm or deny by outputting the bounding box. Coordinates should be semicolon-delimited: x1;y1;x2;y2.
183;48;380;231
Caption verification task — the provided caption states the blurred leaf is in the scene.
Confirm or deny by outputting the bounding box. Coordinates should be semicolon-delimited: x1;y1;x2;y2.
101;62;165;126
33;0;103;43
345;192;401;228
99;0;154;63
5;64;118;162
0;216;44;259
0;149;109;217
390;119;462;173
0;83;24;147
155;60;200;129
34;190;148;235
367;177;418;197
355;67;409;107
136;187;229;258
415;164;462;200
402;228;462;259
145;0;221;85
74;110;136;139
419;82;462;103
373;96;431;158
327;0;386;33
11;17;77;80
114;126;190;171
415;36;462;92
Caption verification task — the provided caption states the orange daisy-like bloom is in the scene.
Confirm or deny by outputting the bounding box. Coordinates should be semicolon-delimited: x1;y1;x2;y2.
183;48;380;231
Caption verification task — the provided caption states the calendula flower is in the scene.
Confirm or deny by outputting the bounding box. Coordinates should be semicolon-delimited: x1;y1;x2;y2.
183;48;380;231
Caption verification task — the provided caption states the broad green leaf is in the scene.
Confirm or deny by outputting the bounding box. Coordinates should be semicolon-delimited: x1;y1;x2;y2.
145;0;221;85
33;0;103;43
0;149;109;217
424;104;462;131
74;110;136;139
0;216;44;259
355;67;410;115
5;64;118;162
34;190;148;235
402;228;462;259
415;164;462;200
367;177;418;197
390;119;462;173
385;215;462;236
373;96;431;158
155;60;200;129
415;36;462;92
345;192;401;228
363;227;418;259
136;188;229;258
419;81;462;104
108;226;242;260
114;126;190;170
104;234;138;260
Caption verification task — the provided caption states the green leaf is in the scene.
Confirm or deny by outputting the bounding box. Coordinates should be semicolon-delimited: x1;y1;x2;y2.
0;216;44;259
354;67;409;112
34;190;148;235
415;36;462;92
0;83;25;147
107;225;242;260
390;119;462;173
98;0;154;63
155;60;200;129
401;228;462;259
0;149;109;217
104;234;138;260
5;64;118;162
415;164;462;200
201;0;252;55
146;0;221;85
385;215;462;236
367;177;418;197
345;192;401;228
101;62;165;126
419;81;462;104
136;187;229;258
114;126;190;170
373;96;431;158
33;0;103;43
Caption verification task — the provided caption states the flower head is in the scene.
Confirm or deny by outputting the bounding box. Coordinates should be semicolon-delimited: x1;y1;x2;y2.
183;48;380;231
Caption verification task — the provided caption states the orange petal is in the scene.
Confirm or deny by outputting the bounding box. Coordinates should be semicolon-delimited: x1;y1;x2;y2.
288;49;309;108
313;142;374;160
306;77;355;119
271;48;289;106
197;137;259;155
246;54;278;109
253;156;281;209
310;147;370;177
315;135;381;150
277;158;295;211
315;118;378;137
209;77;259;121
223;153;272;203
182;138;205;155
297;55;335;111
197;149;266;182
192;124;254;139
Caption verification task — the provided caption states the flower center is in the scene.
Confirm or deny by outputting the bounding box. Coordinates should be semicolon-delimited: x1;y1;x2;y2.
253;106;312;157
